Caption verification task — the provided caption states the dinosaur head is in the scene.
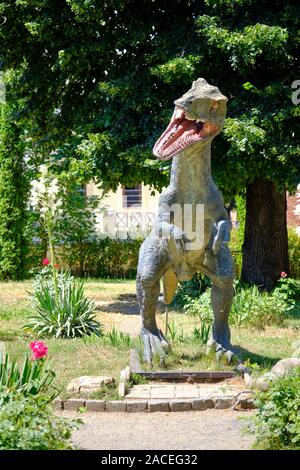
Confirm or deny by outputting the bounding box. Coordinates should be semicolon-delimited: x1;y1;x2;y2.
153;78;228;160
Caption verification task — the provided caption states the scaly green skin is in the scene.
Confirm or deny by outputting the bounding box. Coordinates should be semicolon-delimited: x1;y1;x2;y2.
136;79;235;364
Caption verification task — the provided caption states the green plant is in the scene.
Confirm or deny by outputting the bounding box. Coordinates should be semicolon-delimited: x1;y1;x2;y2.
104;327;132;348
0;104;27;280
166;320;178;343
183;289;213;322
40;236;143;279
89;382;120;401
166;320;184;344
249;369;300;449
288;228;300;279
229;286;253;326
184;283;288;329
231;284;287;328
130;373;149;385
0;388;80;450
172;273;211;309
27;270;101;338
273;274;300;308
192;323;211;345
0;352;57;399
228;195;245;276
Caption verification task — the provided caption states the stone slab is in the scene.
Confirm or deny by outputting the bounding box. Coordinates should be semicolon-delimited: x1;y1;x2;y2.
192;398;214;411
106;401;127;412
126;400;148;413
214;397;235;409
52;399;63;410
86;400;106;412
63;399;85;411
148;400;170;412
67;375;114;394
170;400;192;412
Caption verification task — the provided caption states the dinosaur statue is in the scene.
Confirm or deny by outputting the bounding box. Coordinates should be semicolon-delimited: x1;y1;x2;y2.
136;78;235;364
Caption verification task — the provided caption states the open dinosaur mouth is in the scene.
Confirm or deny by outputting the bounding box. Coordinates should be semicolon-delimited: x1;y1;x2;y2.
153;107;219;160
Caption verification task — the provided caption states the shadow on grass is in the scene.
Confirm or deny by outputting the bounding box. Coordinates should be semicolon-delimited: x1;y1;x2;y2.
233;345;280;368
95;301;140;315
116;293;137;301
0;330;18;342
287;300;300;320
95;298;165;316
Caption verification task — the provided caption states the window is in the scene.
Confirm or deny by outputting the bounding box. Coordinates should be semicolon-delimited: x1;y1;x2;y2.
122;185;142;208
77;184;86;197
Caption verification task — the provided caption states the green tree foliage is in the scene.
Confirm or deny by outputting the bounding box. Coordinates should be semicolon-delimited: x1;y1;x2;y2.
0;104;27;279
1;0;298;192
0;1;299;282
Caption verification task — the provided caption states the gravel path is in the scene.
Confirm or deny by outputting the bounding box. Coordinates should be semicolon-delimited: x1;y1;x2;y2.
62;409;254;450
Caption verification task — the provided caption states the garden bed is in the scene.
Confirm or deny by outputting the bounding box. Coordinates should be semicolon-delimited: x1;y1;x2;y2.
1;279;300;400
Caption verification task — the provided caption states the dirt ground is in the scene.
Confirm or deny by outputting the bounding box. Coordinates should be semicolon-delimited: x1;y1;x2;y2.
61;409;255;450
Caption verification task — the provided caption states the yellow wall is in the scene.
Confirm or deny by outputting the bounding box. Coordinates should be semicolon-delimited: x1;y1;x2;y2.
86;182;160;214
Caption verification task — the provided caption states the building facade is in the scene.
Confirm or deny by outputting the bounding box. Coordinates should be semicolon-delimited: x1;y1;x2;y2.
287;184;300;235
86;182;300;236
86;182;160;235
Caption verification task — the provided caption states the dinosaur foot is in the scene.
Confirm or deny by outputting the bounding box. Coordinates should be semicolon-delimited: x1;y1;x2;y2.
206;338;235;364
141;327;170;365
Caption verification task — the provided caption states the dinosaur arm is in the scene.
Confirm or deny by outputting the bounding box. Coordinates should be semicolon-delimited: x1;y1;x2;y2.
206;185;231;254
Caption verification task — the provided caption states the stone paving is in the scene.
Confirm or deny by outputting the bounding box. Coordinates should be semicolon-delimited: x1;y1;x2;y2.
126;381;243;400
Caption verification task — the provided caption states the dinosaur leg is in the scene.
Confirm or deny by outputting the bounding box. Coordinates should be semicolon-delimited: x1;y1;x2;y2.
136;236;170;364
202;243;235;363
209;277;234;362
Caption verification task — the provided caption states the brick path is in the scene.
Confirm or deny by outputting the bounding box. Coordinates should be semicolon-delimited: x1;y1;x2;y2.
126;381;243;400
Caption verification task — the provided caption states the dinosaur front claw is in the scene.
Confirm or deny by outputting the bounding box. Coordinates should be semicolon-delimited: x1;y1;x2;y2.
141;327;170;364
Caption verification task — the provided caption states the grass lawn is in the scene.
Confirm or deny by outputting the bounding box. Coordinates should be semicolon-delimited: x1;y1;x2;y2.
0;279;299;398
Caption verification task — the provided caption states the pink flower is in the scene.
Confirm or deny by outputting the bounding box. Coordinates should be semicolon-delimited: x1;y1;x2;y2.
280;271;287;278
30;341;48;360
42;257;50;266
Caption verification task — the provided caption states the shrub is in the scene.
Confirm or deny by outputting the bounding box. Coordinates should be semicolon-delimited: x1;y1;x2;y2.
63;236;143;278
27;236;143;279
183;289;213;322
250;370;300;449
273;273;300;307
172;273;211;309
184;283;287;329
241;288;286;328
27;269;101;338
229;195;245;276
0;389;80;450
0;104;27;280
288;228;300;279
231;284;287;328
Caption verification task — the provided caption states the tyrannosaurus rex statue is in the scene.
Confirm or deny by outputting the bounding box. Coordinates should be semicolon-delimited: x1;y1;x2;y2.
137;78;234;364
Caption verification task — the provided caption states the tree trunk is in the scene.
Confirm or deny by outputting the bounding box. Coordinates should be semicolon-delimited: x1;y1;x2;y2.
241;178;289;291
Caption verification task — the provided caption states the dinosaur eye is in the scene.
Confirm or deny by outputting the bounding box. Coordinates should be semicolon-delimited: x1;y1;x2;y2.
210;101;218;111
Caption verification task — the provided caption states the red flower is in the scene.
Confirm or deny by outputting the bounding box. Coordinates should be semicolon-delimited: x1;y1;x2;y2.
280;271;287;278
42;258;50;266
54;264;60;269
30;341;48;360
